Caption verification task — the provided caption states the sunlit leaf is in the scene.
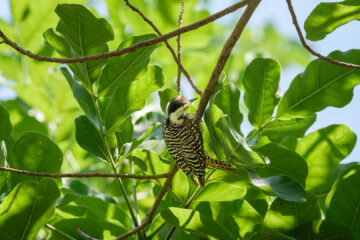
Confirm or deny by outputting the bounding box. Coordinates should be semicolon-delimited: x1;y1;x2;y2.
195;181;246;202
305;1;360;41
171;170;189;203
263;192;321;232
277;50;360;119
244;58;280;127
0;179;60;240
159;88;177;113
296;125;356;196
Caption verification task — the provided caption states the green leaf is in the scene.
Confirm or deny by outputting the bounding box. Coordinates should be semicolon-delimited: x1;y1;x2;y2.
296;125;356;196
244;231;295;240
288;219;355;240
8;132;63;186
75;115;107;160
60;67;98;124
195;181;247;202
261;114;316;142
131;149;170;175
232;200;263;237
243;58;281;127
159;88;177;113
104;65;164;132
263;192;321;233
161;207;234;240
0;141;9;191
98;34;159;96
326;166;360;238
51;218;125;240
0;179;60;240
45;4;114;89
215;116;264;166
214;83;243;133
256;143;308;186
171;170;189;203
277;50;360;119
305;1;360;41
250;173;307;202
115;116;133;148
0;104;13;149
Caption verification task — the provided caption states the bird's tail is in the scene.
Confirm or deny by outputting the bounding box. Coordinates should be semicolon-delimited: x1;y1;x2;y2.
206;155;234;171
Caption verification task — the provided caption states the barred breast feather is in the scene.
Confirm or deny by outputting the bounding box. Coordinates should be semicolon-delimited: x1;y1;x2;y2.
162;115;234;186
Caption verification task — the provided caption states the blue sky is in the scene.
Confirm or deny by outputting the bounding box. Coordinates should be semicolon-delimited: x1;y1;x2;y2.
0;0;359;162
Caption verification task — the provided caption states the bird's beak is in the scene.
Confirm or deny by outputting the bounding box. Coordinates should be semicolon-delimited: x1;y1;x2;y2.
189;98;197;103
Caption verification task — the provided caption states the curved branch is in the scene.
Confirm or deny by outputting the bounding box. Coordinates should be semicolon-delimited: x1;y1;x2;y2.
177;1;185;95
0;0;249;64
124;0;201;96
194;0;261;120
285;0;360;69
115;165;179;240
0;167;170;179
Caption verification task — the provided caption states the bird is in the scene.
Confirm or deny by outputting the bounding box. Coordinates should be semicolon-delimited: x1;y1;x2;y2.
162;96;234;186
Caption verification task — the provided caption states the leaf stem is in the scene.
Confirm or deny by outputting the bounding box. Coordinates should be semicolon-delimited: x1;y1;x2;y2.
45;224;77;240
246;117;276;142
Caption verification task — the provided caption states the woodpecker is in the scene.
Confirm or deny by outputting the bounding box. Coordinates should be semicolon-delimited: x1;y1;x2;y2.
162;96;234;186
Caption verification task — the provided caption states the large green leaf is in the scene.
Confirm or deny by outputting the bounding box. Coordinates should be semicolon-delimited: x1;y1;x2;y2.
277;50;360;119
214;83;243;133
232;200;263;237
243;58;281;127
288;220;355;240
305;1;360;41
98;34;159;96
60;67;97;124
159;88;177;113
215;116;264;166
296;125;356;196
195;181;247;202
263;193;321;233
171;170;189;203
131;149;170;175
161;207;234;239
104;65;164;132
244;231;295;240
0;104;13;149
261;114;316;143
326;166;360;238
75;115;107;160
8;132;63;186
45;4;114;89
0;179;60;240
256;143;308;186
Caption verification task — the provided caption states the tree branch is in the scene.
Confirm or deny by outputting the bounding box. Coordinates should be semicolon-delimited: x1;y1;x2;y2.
194;0;261;120
0;0;249;64
124;0;201;96
177;1;185;95
75;226;99;240
285;0;360;69
0;167;170;179
115;165;179;240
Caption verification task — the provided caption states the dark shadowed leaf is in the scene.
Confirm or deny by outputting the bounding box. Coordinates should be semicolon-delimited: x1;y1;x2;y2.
244;231;295;240
256;143;308;186
296;125;356;196
75;115;107;160
104;65;164;132
288;219;355;240
243;58;281;127
98;34;159;95
0;179;60;240
263;193;321;233
305;1;360;41
0;104;12;148
326;165;360;239
8;132;63;186
262;114;316;142
277;50;360;119
161;207;234;240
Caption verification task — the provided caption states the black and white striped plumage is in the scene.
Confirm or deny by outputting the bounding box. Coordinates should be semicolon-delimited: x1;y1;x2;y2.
162;96;233;186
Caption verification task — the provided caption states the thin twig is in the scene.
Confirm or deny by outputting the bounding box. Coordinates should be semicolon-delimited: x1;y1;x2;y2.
0;167;170;179
115;165;179;240
124;0;201;96
0;0;249;64
285;0;360;69
75;226;99;240
46;224;76;240
194;0;261;120
177;1;185;95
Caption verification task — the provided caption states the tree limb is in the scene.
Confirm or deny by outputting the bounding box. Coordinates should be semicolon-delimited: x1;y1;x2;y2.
0;0;249;64
194;0;261;120
285;0;360;69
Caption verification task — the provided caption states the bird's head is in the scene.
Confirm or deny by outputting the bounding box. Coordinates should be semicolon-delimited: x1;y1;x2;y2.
166;96;196;124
